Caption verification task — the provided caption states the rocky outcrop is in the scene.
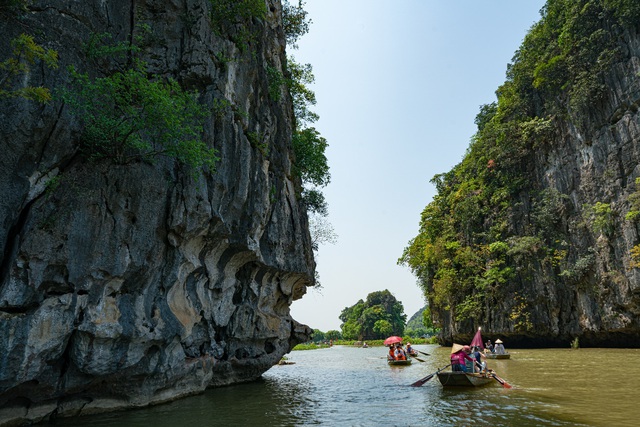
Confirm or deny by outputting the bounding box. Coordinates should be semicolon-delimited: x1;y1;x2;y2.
0;1;314;425
440;25;640;348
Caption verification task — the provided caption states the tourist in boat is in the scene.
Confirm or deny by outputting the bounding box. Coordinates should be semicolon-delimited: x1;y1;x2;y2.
471;346;487;372
388;345;396;361
451;345;475;372
494;339;506;355
485;340;494;353
394;343;407;360
405;342;418;357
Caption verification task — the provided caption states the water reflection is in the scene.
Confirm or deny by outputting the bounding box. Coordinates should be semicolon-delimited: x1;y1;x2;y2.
47;346;638;427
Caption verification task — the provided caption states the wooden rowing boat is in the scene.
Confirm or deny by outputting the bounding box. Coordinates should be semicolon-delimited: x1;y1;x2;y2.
436;371;494;387
485;353;510;359
387;358;412;366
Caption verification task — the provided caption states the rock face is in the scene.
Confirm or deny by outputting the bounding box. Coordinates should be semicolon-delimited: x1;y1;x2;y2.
439;25;640;348
0;1;314;425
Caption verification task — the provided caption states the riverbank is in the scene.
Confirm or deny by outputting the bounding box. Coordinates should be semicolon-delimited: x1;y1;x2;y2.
292;336;437;350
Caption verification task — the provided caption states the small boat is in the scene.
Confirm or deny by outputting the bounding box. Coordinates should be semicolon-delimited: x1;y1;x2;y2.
485;353;511;359
437;371;494;387
387;358;412;366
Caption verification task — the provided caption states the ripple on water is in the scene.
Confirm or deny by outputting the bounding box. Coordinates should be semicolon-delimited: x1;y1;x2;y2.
44;346;636;427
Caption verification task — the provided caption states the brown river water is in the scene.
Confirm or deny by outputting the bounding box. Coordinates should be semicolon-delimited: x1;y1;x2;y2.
46;345;639;426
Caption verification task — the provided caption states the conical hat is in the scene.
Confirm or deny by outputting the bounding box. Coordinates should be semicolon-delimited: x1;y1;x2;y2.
450;343;464;354
495;339;503;344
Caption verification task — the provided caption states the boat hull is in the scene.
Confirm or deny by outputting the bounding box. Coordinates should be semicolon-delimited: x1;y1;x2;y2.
485;353;510;359
387;359;412;366
437;372;494;387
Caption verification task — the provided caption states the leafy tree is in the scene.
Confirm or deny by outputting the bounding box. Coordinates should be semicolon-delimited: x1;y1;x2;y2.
339;290;406;340
325;330;342;341
281;12;331;219
287;57;318;126
208;0;266;51
291;127;329;188
311;329;325;342
0;33;58;102
373;319;392;337
282;0;311;49
308;212;337;251
61;35;218;176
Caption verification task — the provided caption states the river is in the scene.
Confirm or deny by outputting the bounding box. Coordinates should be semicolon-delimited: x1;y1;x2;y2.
47;345;638;426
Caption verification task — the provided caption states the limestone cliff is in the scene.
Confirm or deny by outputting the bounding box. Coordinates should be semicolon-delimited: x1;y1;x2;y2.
402;2;640;348
0;1;314;425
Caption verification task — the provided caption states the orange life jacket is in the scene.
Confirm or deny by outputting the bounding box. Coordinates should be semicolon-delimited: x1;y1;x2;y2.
395;349;407;360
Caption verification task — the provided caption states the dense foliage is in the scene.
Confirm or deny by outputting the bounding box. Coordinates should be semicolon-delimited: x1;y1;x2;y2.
399;0;637;329
279;1;331;218
209;0;267;51
61;34;218;175
339;290;407;340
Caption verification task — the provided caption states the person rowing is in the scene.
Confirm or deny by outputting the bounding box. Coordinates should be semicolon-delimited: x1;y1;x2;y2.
451;345;475;372
405;342;418;357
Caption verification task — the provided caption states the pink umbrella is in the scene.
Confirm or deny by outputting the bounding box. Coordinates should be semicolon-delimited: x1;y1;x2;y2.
383;336;403;346
470;327;484;349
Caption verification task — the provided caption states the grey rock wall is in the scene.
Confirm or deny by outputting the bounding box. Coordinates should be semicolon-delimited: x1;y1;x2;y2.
0;1;314;425
441;27;640;348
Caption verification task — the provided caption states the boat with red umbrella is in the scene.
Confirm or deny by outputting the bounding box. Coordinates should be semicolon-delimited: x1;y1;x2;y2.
383;336;403;346
384;336;412;366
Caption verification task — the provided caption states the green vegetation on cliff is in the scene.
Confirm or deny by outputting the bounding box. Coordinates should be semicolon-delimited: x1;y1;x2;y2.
61;32;218;175
0;33;57;102
399;0;639;329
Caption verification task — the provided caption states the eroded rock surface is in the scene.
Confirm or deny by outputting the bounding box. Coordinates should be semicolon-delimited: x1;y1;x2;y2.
0;1;314;425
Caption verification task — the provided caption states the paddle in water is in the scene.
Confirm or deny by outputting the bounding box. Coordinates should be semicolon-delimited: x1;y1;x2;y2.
417;350;431;356
410;364;451;387
489;370;512;389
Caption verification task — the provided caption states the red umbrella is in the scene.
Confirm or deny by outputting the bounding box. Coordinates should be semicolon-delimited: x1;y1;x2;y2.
383;336;403;346
470;327;484;349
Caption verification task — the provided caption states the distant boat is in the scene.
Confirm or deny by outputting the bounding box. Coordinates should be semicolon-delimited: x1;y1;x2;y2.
485;353;511;359
470;328;511;359
437;371;494;387
387;358;412;366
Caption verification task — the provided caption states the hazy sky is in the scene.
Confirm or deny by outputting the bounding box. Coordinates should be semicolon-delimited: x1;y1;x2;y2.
289;0;546;332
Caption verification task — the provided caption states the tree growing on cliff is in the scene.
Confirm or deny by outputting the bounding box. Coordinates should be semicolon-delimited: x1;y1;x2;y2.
281;3;331;218
0;33;58;102
399;0;640;334
208;0;267;51
339;290;406;340
61;33;218;176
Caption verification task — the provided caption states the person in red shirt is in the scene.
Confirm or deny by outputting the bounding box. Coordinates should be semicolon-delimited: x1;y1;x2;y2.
451;345;475;372
394;343;407;360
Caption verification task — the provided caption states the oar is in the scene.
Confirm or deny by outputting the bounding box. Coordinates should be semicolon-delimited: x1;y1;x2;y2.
412;356;426;362
417;350;431;356
489;370;512;389
409;363;451;387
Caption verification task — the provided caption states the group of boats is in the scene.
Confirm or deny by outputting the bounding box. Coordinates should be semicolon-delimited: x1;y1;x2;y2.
385;328;513;388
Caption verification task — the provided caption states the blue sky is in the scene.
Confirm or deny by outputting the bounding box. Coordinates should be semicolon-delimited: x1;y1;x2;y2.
289;0;546;332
